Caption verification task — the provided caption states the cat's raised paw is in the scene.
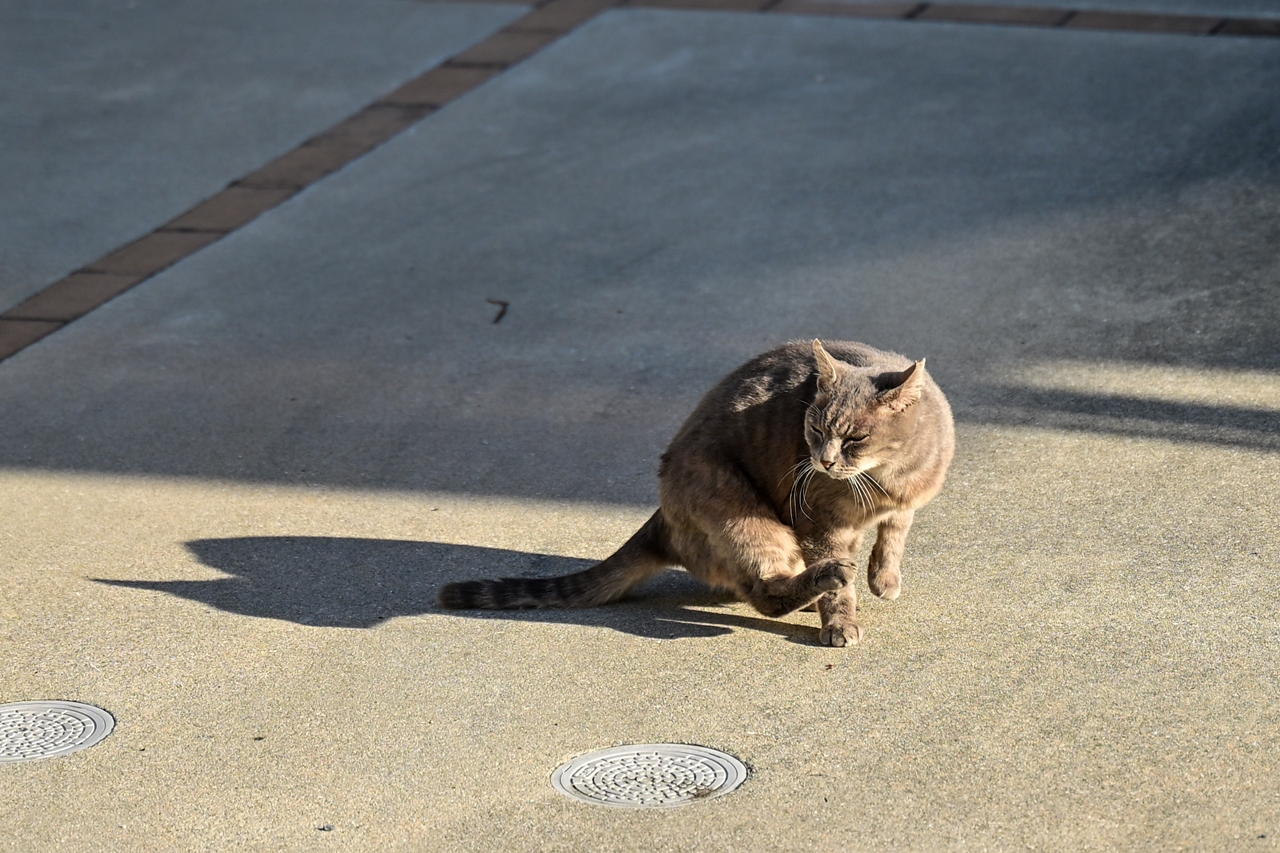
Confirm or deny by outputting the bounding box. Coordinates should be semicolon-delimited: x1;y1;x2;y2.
809;558;854;593
819;621;864;647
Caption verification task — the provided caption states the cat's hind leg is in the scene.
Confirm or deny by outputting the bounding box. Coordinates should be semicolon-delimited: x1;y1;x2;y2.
661;456;854;618
670;514;849;614
742;550;855;618
665;510;852;619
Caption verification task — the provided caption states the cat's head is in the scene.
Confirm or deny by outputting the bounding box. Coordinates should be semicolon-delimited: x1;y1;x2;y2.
804;340;927;478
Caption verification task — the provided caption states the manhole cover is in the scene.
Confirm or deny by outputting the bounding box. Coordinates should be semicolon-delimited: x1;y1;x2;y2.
0;701;115;763
551;744;748;808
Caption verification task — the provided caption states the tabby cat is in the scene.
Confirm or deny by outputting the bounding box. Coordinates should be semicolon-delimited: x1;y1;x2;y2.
438;339;955;646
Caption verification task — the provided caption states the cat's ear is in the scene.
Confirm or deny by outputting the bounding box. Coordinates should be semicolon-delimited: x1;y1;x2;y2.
878;359;927;413
813;340;839;393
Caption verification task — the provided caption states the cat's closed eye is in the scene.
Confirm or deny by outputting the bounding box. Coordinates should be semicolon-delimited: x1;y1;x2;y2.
843;435;869;448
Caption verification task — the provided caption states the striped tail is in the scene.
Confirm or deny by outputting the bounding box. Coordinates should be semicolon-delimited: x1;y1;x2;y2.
437;510;671;609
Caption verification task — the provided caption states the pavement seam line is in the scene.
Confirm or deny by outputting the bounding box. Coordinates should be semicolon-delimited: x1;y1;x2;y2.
4;0;1275;363
618;0;1276;33
0;0;618;364
764;0;1268;33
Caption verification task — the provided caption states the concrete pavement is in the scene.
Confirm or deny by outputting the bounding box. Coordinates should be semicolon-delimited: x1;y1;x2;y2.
2;0;1278;850
0;0;529;314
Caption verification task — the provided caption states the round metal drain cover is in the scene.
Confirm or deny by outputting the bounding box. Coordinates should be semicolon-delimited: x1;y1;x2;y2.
0;701;115;763
552;744;748;808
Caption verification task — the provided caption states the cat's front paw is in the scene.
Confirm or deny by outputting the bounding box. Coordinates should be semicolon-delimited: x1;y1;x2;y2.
868;565;901;600
819;620;864;647
809;558;854;593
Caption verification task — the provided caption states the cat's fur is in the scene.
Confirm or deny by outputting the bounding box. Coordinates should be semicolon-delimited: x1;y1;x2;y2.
438;340;955;646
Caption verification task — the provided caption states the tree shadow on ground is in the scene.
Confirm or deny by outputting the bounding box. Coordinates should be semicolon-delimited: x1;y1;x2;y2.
957;386;1280;453
93;536;822;643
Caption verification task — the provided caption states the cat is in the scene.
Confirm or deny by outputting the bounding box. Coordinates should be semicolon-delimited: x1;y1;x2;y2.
438;339;955;646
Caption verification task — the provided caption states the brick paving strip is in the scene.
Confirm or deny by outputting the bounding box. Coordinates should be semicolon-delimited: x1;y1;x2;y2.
2;0;1276;362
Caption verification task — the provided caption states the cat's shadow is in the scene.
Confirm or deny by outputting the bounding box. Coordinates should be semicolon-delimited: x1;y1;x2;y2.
93;537;819;643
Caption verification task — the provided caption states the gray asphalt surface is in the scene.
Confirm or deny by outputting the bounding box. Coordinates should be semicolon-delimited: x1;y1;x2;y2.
2;1;1278;851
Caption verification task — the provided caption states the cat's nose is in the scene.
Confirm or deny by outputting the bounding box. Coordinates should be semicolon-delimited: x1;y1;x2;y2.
820;459;835;470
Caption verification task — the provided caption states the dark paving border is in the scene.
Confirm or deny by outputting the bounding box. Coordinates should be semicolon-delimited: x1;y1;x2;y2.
2;0;1276;362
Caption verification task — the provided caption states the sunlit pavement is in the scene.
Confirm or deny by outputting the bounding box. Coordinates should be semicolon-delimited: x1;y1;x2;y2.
2;0;1278;849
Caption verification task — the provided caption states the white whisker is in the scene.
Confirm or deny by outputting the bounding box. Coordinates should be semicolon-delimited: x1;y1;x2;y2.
845;476;866;513
846;472;878;514
797;463;817;521
861;470;889;497
786;459;816;524
778;459;809;491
